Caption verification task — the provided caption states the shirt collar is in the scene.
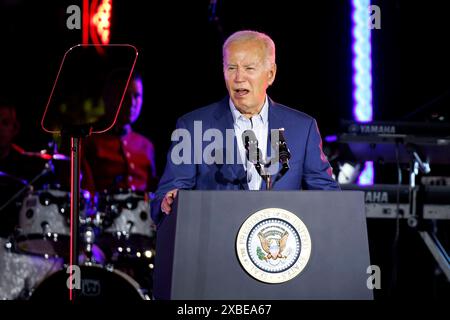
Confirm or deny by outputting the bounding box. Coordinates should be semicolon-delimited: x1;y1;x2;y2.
229;96;269;125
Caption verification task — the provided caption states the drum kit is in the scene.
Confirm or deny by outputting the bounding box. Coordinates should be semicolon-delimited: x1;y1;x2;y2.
0;147;156;301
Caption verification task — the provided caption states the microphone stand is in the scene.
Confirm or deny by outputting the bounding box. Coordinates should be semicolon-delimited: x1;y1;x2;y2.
244;129;291;191
253;160;272;190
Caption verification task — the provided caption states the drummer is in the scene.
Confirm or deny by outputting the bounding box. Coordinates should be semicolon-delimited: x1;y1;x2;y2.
0;101;46;182
81;71;158;196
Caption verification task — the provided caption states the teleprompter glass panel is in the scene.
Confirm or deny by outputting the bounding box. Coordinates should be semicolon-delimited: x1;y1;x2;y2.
42;44;138;134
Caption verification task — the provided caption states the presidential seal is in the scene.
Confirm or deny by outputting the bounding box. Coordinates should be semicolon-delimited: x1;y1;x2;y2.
236;208;311;284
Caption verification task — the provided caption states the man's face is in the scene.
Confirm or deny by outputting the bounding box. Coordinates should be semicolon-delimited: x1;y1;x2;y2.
0;107;18;148
223;40;276;117
120;78;144;125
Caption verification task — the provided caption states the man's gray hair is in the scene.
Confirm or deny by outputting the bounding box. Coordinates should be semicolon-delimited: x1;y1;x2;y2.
222;30;276;67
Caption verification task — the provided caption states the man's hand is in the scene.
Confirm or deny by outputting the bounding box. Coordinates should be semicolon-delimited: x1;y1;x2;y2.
161;189;178;215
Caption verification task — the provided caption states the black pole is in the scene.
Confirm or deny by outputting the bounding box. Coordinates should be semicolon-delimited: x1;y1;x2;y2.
60;125;92;302
70;136;81;301
265;175;272;190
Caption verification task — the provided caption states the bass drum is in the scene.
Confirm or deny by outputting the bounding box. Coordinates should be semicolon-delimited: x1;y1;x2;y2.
29;265;150;301
0;237;63;300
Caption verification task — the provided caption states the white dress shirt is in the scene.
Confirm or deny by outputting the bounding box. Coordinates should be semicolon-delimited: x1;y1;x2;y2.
229;97;269;190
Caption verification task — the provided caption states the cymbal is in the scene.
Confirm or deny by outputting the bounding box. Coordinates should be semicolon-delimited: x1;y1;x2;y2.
12;144;69;161
22;151;70;161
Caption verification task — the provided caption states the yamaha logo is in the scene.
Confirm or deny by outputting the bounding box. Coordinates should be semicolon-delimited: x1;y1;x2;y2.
360;125;396;134
236;208;311;284
365;191;389;203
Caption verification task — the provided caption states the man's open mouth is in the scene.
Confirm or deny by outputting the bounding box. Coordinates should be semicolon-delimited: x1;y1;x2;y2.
234;88;249;97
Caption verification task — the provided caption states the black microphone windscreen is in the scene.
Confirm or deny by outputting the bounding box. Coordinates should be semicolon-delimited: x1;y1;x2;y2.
271;128;285;149
242;129;258;148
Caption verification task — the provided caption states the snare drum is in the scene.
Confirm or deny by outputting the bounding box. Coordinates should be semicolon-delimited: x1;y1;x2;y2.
95;190;155;257
14;188;92;258
29;264;149;301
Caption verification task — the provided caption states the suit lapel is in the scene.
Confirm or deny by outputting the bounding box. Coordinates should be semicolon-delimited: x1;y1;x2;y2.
267;98;285;155
261;98;285;190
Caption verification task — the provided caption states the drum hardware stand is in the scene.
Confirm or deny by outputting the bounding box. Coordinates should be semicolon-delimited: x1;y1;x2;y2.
17;277;33;300
82;226;94;264
0;161;54;213
41;222;53;240
126;220;134;239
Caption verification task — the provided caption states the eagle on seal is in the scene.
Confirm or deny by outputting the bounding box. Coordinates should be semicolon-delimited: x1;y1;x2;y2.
258;231;289;260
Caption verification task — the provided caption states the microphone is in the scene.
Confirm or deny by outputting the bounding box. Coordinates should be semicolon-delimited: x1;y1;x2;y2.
278;128;291;166
242;130;261;165
272;128;291;174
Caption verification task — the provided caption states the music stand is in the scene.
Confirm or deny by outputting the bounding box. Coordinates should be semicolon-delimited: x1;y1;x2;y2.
41;44;138;300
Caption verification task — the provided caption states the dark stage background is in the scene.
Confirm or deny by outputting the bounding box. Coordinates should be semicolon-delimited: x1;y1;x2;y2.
1;0;449;300
1;0;405;170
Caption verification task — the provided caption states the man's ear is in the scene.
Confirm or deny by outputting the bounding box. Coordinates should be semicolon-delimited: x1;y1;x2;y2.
268;63;277;86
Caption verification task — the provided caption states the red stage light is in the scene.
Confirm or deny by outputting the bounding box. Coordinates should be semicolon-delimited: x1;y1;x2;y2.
92;0;112;44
